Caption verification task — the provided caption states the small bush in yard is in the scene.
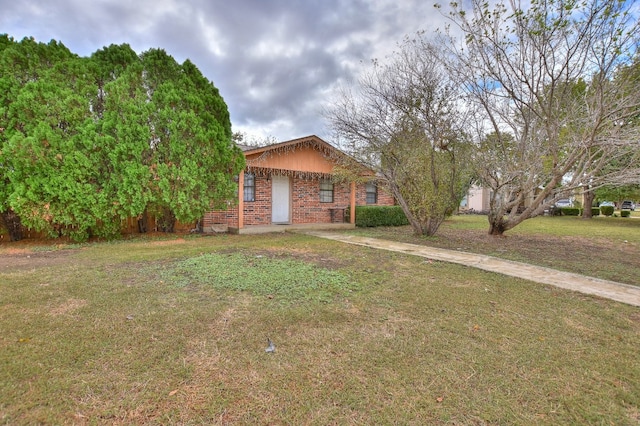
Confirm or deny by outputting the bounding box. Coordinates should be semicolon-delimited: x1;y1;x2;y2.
347;205;409;227
591;208;600;216
600;206;615;216
621;210;631;217
561;207;580;216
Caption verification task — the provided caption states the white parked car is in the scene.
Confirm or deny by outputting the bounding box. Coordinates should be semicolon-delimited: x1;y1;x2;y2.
621;201;635;210
554;199;573;208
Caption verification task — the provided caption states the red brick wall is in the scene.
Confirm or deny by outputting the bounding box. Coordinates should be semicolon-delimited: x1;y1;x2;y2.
244;175;272;225
203;174;395;228
354;181;395;206
290;178;351;224
377;188;395;205
204;200;239;228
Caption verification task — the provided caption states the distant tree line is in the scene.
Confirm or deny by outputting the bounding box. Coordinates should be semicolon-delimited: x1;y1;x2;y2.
0;35;245;241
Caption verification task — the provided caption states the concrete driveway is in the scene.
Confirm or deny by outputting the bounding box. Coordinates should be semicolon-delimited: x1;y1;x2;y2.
304;231;640;308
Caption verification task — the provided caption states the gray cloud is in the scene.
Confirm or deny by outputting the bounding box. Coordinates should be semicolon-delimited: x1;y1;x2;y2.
1;0;448;141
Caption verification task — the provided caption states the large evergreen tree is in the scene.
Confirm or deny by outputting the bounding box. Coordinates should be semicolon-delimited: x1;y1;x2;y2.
0;36;82;240
0;36;244;241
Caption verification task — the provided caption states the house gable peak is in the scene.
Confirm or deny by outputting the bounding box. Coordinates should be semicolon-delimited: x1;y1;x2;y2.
241;135;338;156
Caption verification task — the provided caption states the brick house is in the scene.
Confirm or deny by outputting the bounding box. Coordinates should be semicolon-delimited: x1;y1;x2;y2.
203;135;395;233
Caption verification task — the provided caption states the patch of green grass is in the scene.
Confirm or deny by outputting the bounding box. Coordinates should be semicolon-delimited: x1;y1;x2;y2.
156;251;357;304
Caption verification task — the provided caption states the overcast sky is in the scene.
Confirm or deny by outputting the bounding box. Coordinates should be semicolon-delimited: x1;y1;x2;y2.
1;0;451;143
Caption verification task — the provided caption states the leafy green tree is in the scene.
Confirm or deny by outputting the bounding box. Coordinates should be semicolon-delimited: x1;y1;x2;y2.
2;52;123;240
138;49;243;232
96;47;244;235
0;36;83;240
389;124;472;235
0;37;244;241
595;185;640;207
90;43;140;120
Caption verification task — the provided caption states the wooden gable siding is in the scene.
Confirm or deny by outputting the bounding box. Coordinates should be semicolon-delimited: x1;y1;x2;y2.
245;144;335;175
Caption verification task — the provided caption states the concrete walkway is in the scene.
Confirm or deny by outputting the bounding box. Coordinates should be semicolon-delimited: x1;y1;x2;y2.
303;231;640;308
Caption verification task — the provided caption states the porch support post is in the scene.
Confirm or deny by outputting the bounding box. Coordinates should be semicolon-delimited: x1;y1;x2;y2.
238;172;244;229
350;181;356;224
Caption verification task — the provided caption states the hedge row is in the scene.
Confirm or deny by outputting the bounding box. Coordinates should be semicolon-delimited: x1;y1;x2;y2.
559;207;581;216
349;206;627;225
554;206;631;217
346;206;409;227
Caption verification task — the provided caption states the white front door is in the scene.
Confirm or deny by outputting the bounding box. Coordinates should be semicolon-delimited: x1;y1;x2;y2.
271;175;291;223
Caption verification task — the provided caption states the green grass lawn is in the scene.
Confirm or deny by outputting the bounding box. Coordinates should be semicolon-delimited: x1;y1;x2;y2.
1;225;639;424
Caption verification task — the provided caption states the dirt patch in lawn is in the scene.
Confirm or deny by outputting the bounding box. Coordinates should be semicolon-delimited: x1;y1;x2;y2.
256;247;349;270
148;237;187;246
0;248;78;271
48;298;88;316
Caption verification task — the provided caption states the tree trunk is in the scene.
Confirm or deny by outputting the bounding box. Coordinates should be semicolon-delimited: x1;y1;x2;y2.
582;188;595;219
138;212;149;233
407;211;426;236
424;216;446;237
487;214;508;236
1;210;23;241
488;222;506;235
387;182;424;236
157;207;176;233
